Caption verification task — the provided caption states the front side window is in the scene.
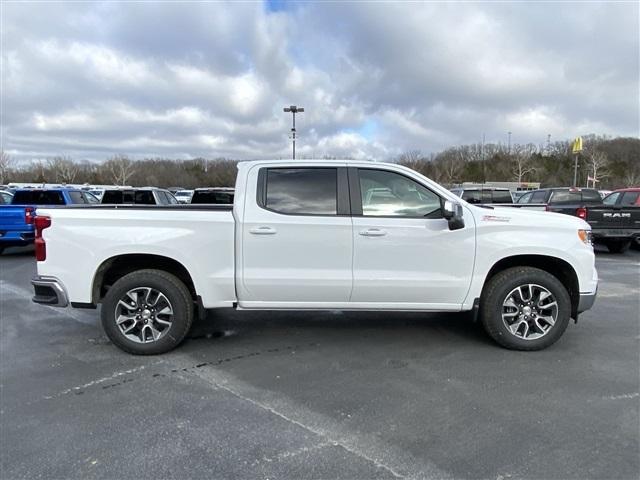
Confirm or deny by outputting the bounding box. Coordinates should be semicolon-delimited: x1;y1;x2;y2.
68;191;86;204
531;190;548;203
165;192;179;204
359;169;441;218
265;168;337;215
517;192;533;204
83;192;99;203
582;189;602;202
603;192;620;206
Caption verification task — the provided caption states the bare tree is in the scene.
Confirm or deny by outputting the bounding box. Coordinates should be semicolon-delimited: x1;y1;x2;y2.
584;149;609;188
47;156;79;184
511;143;537;183
434;148;465;185
0;150;15;184
103;155;136;186
623;168;640;187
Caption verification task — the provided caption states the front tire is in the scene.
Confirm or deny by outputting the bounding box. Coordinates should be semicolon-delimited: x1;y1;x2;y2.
480;267;571;351
101;269;194;355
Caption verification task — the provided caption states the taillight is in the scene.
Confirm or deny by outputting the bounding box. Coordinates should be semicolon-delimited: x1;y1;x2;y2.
34;215;51;261
25;207;35;224
576;207;587;220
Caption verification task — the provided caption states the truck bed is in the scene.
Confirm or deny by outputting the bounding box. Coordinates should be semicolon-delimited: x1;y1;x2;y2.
35;205;237;308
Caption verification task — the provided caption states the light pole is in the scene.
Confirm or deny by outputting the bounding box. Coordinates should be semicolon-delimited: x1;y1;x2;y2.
283;105;304;159
508;131;512;154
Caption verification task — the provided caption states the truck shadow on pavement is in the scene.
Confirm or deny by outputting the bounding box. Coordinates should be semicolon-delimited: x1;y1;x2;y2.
188;309;493;349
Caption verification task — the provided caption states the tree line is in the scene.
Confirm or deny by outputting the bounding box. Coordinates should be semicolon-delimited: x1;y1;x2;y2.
1;134;638;189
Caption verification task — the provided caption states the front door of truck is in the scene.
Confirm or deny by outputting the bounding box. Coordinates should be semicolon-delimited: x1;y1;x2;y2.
239;166;353;306
350;168;475;309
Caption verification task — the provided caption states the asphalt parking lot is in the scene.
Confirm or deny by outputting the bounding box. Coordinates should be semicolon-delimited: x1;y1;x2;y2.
1;247;639;480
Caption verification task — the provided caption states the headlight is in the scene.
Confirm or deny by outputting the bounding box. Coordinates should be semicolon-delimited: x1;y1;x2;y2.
578;229;592;245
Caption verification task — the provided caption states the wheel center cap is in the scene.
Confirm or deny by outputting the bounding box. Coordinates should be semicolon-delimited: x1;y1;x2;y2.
522;306;532;316
141;309;151;320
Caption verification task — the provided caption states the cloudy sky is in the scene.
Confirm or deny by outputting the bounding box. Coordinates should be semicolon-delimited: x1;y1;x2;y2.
1;1;638;161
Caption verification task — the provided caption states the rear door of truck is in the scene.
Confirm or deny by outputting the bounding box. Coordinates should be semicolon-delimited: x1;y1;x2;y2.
238;165;353;305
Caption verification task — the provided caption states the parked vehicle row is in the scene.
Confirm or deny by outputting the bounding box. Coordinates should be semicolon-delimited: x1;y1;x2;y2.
0;186;235;253
0;188;99;253
449;185;640;253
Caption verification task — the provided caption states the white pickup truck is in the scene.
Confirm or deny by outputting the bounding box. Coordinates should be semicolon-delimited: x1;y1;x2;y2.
31;160;598;354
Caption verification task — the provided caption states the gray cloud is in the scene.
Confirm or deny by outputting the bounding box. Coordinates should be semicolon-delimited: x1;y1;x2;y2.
1;1;638;162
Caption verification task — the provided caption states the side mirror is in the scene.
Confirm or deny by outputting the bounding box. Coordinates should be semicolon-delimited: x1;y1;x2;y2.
443;200;465;230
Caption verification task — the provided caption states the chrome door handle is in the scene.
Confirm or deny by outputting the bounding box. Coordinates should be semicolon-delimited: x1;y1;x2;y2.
359;228;387;237
249;226;277;235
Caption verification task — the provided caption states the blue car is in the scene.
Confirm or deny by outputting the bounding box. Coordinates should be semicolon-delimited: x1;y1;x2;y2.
0;188;98;254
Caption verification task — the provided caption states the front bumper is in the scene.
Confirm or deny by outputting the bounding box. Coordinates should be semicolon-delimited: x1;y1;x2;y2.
577;288;597;314
31;276;68;307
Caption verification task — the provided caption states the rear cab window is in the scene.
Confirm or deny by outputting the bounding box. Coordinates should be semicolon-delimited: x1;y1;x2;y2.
11;190;65;205
192;190;235;204
492;190;513;203
461;190;482;204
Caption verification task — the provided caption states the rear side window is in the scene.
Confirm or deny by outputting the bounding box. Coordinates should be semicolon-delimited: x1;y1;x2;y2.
265;168;337;215
620;191;640;206
531;191;548;203
102;190;124;204
492;190;513;203
135;191;155;205
11;190;65;205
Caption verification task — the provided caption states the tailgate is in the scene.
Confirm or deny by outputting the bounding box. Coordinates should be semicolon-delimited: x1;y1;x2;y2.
587;206;640;236
0;206;29;229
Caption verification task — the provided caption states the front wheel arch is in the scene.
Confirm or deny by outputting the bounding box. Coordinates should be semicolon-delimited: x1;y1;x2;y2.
481;254;580;319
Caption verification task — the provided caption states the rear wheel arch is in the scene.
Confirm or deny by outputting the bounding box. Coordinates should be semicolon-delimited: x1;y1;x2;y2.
481;255;580;318
92;254;197;304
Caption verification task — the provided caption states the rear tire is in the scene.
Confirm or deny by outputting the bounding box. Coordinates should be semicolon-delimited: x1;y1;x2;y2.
605;239;631;254
480;267;571;351
101;269;194;355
